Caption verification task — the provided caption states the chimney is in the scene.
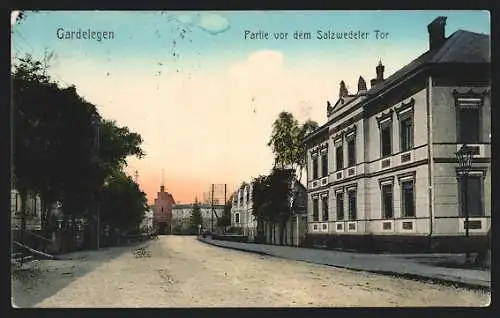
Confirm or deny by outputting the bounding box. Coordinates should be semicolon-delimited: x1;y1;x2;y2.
357;76;367;93
376;60;385;81
339;80;348;98
370;60;385;87
160;185;165;193
427;16;447;50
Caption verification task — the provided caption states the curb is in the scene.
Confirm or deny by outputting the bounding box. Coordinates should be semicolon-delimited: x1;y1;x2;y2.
198;238;490;291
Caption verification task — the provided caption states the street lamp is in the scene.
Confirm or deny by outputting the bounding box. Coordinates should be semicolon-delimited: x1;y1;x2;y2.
91;112;101;249
455;144;474;262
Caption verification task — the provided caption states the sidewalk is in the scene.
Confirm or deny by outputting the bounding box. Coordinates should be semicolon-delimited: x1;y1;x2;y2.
199;238;491;289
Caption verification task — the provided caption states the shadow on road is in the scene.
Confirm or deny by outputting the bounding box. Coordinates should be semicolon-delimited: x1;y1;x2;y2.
11;240;154;308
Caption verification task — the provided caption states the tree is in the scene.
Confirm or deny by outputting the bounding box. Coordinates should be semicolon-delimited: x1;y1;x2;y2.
12;54;146;244
12;54;58;236
217;194;233;232
251;175;272;243
266;168;295;245
99;170;147;233
267;112;318;245
190;199;203;234
267;111;318;183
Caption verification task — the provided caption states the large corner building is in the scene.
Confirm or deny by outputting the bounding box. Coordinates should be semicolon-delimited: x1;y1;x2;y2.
303;17;491;253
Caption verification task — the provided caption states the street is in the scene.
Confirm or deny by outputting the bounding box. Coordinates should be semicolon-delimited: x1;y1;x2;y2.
12;236;490;308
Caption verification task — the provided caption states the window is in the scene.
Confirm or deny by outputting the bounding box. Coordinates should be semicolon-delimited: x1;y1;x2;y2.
32;196;37;216
458;107;480;143
400;115;413;152
322;196;329;221
312;198;319;221
381;124;392;157
347;138;356;167
235;213;240;223
401;180;415;217
321;152;328;177
312;156;319;179
336;192;344;220
459;175;484;217
381;184;394;219
455;93;483;144
336;145;344;171
246;190;249;203
348;189;357;220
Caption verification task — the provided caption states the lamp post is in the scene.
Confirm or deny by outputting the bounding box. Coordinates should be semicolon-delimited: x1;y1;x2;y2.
455;144;474;262
91;112;101;249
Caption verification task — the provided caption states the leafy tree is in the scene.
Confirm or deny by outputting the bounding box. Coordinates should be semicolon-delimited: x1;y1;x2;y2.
251;175;272;243
267;111;318;183
12;54;146;244
217;194;233;232
99;170;147;233
267;168;295;245
98;119;145;180
190;199;203;234
12;55;59;234
267;112;317;244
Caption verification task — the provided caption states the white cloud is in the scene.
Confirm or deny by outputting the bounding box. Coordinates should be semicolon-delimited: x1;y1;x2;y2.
195;13;230;34
168;12;230;35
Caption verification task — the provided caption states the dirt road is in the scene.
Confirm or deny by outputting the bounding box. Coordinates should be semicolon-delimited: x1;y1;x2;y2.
12;236;490;307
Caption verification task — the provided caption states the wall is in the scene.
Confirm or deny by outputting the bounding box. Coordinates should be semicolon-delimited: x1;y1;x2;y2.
172;204;224;232
366;89;427;164
431;86;491;144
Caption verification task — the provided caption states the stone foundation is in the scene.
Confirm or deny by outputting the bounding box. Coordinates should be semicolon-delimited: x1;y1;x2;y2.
304;234;489;254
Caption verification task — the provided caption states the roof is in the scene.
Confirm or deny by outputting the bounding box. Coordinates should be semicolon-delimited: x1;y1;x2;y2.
331;94;359;113
304;30;490;145
172;203;225;209
302;124;329;144
367;30;490;97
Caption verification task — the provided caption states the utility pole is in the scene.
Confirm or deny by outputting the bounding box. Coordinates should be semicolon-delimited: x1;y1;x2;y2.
224;184;227;233
134;170;139;183
211;184;214;233
296;214;299;248
93;113;101;250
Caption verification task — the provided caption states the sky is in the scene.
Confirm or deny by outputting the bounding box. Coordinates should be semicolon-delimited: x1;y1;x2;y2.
11;10;490;204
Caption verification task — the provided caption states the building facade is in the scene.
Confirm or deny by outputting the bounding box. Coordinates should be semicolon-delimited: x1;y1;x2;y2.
303;17;491;253
140;208;154;230
231;179;309;246
153;185;175;234
171;203;225;233
231;182;257;239
11;189;42;231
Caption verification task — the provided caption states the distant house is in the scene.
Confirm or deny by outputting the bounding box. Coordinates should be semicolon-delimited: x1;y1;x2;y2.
153;184;175;235
231;182;257;239
171;203;225;233
141;207;154;230
303;17;491;253
11;189;42;231
232;176;308;246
